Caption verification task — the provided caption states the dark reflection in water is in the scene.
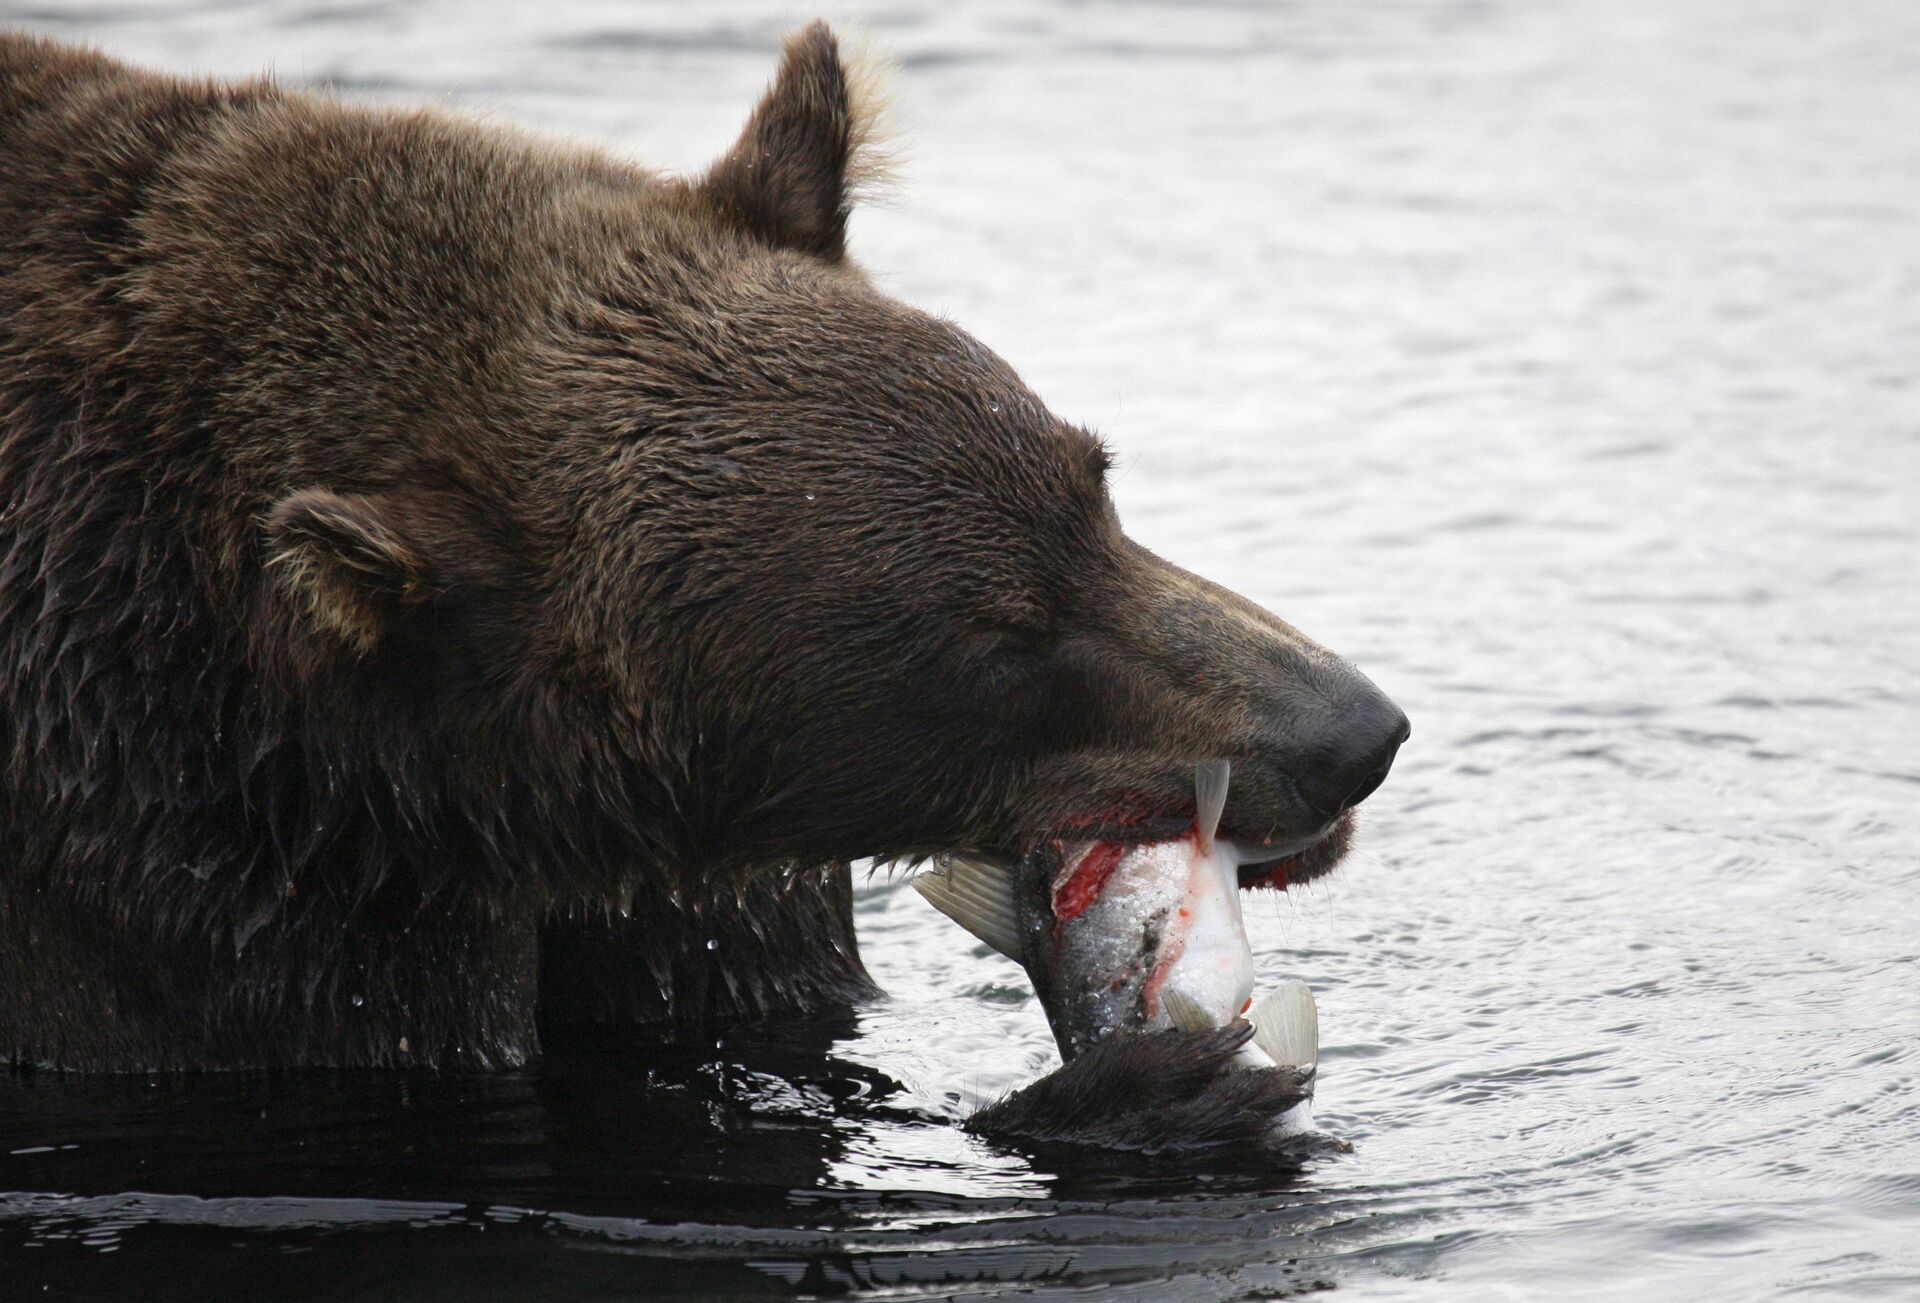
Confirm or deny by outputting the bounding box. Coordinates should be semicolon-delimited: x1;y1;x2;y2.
2;1024;1367;1300
5;1018;893;1214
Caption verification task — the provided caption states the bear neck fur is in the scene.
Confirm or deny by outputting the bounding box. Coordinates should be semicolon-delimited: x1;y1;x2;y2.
0;33;880;1070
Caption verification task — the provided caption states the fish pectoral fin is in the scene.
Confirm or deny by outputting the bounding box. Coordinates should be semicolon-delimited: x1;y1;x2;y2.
912;854;1023;961
1248;980;1319;1069
1160;988;1218;1032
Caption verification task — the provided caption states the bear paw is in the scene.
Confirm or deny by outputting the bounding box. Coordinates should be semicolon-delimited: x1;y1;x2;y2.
964;1023;1318;1158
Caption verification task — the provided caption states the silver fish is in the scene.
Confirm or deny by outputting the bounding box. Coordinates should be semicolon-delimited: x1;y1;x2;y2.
915;761;1319;1124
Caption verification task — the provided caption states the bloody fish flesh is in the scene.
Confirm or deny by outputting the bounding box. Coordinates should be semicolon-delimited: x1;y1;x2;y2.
914;761;1320;1128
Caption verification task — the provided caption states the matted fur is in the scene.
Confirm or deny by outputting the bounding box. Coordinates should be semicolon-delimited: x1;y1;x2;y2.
0;24;1402;1152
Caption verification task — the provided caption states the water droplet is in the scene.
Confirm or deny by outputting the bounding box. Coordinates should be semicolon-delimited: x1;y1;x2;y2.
706;938;718;951
987;401;1001;413
804;492;816;501
351;995;364;1007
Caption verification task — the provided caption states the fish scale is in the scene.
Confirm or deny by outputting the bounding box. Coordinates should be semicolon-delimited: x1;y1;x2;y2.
913;762;1320;1096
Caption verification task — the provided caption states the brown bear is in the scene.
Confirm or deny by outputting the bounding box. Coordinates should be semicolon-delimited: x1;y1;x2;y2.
0;23;1406;1151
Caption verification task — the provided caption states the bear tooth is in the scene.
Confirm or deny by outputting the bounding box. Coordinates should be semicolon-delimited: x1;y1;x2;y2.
913;854;1022;961
1194;759;1230;857
1248;979;1318;1070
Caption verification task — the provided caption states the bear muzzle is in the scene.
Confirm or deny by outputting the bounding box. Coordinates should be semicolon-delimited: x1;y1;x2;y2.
1027;545;1410;886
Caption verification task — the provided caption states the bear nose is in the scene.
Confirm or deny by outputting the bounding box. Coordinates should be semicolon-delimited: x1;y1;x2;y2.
1295;692;1410;820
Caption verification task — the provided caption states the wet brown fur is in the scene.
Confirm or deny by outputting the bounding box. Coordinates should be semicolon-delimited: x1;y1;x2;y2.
0;23;1401;1145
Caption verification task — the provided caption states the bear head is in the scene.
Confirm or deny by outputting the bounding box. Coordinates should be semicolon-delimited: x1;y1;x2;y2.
260;23;1409;899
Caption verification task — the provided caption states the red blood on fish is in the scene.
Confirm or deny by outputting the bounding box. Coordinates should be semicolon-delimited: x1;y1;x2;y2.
1052;841;1126;923
1141;943;1182;1018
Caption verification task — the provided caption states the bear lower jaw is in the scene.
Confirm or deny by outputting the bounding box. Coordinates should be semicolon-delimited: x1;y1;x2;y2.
1229;811;1356;892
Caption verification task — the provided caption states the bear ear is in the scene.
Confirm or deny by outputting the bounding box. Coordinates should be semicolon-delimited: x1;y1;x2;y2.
264;488;442;656
699;21;890;262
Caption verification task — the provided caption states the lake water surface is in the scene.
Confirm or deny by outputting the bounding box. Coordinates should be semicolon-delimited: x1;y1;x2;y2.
3;1;1917;1298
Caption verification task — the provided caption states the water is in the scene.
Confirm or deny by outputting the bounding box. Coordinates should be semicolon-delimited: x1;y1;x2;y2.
3;1;1917;1297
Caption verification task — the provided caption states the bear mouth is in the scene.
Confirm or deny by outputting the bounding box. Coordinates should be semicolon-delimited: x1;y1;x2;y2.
1021;793;1355;895
1225;810;1355;891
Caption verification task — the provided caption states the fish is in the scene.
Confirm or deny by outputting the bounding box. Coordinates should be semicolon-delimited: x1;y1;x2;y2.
915;761;1320;1131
